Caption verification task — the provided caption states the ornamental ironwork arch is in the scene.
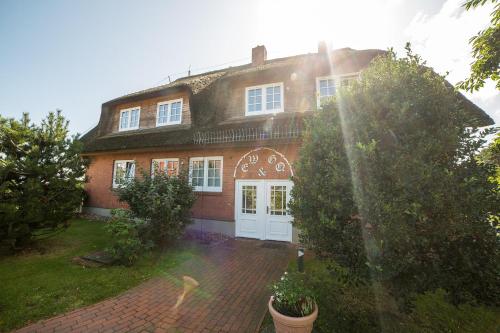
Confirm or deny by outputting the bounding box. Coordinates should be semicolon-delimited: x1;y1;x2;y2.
233;147;294;178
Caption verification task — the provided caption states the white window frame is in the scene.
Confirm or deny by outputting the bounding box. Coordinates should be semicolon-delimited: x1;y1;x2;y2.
316;73;359;108
188;156;223;192
119;107;141;131
151;158;180;176
245;82;284;116
156;98;183;126
112;160;135;188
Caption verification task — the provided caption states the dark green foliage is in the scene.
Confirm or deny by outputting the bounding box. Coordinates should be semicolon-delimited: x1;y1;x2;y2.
303;260;401;333
479;132;500;185
405;289;500;332
104;209;154;265
0;112;87;250
290;259;499;333
290;47;500;305
270;271;315;317
458;0;500;92
289;96;365;274
114;169;196;247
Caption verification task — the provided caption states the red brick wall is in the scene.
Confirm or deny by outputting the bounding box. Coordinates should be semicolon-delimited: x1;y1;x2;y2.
85;143;301;222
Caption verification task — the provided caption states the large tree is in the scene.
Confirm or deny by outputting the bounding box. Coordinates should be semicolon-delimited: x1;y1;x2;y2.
458;0;500;92
290;47;499;305
0;111;87;250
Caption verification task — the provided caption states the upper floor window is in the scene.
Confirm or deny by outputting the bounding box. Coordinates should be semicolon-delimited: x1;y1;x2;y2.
316;74;359;108
157;99;183;126
119;107;140;131
152;158;179;176
189;156;223;192
113;160;135;188
245;83;284;116
316;76;336;108
341;75;358;87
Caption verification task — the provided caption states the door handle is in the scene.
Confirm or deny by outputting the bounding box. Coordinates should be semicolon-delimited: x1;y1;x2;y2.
266;206;269;214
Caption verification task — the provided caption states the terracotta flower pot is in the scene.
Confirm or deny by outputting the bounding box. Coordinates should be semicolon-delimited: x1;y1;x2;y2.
268;296;318;333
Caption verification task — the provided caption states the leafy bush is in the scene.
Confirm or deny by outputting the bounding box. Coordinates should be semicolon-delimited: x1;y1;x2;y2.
114;169;196;247
404;289;500;333
295;259;499;333
104;209;153;265
290;46;500;305
301;259;397;333
270;271;316;317
0;112;87;250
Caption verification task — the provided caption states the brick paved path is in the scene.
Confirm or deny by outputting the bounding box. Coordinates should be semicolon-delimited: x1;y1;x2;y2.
15;239;292;333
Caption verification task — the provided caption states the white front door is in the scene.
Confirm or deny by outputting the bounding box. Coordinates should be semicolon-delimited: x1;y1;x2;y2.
235;180;293;242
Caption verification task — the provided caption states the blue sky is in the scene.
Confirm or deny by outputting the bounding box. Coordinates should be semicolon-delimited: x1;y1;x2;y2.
0;0;498;135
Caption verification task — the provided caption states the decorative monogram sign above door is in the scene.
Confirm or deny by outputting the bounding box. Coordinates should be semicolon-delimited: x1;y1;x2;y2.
233;147;294;179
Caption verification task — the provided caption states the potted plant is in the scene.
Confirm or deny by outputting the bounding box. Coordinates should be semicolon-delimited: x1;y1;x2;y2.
268;271;318;333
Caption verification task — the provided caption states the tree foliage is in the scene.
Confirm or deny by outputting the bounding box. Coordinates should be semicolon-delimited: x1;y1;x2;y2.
0;111;87;250
114;169;196;247
458;0;500;91
480;132;500;166
290;47;500;305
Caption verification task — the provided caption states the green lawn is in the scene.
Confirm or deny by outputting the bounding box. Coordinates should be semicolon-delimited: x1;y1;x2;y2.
0;219;198;332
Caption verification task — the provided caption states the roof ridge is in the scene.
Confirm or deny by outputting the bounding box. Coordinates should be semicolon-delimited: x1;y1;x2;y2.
103;47;387;105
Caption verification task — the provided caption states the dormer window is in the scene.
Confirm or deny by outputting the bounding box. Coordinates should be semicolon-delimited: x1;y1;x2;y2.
245;82;284;116
316;76;336;108
157;99;183;126
316;74;359;108
119;107;140;131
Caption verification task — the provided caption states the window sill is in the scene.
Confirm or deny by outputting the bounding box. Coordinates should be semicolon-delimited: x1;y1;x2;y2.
156;122;182;127
118;127;140;132
245;109;284;117
194;191;223;196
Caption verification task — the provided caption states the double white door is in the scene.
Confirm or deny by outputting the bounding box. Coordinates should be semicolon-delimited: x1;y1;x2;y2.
235;180;293;242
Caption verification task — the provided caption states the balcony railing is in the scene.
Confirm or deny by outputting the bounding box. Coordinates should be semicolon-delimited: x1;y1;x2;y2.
193;125;302;145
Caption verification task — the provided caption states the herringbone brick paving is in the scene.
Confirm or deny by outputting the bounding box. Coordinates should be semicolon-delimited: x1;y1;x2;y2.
14;239;292;333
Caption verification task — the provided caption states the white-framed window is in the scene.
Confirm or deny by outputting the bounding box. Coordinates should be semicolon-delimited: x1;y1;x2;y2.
316;73;359;108
113;160;135;188
156;99;183;126
151;158;179;176
119;107;140;131
340;74;358;87
316;76;336;108
188;156;223;192
245;82;284;116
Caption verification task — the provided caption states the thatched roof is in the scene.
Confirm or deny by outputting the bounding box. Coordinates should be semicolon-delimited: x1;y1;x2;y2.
82;47;494;154
82;112;304;153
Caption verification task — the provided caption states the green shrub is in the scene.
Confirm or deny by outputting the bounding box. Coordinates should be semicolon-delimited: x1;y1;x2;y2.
299;259;499;333
405;289;500;333
303;259;397;333
290;46;500;305
104;209;153;265
0;112;87;250
114;169;196;247
270;271;315;317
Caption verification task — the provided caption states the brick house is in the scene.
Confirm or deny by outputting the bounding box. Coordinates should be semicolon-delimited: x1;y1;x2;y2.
82;43;493;243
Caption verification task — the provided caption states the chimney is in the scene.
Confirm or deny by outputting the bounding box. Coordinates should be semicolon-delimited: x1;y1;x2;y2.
318;41;328;54
252;45;267;66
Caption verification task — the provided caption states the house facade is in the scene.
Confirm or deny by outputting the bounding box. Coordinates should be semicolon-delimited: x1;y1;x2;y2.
82;43;492;243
